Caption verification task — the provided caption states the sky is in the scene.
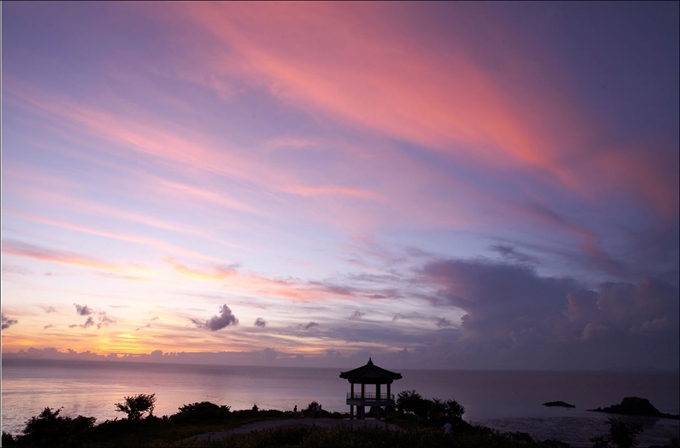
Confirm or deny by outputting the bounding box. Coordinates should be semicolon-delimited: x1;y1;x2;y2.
1;2;678;371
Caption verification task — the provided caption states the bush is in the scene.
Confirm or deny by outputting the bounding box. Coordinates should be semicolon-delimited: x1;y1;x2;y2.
2;431;16;446
16;407;96;448
395;390;465;426
171;401;231;424
396;390;430;416
115;393;156;420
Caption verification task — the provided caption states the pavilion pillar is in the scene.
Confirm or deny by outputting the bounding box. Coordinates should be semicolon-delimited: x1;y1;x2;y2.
387;383;391;401
350;382;355;419
361;383;366;420
376;383;381;420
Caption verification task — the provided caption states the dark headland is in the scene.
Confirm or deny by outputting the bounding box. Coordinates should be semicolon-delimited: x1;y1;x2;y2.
588;396;680;420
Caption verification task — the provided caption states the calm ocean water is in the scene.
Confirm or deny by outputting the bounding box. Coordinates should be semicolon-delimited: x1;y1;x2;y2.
2;359;678;447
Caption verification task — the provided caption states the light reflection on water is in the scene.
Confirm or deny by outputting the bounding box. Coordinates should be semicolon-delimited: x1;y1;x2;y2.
2;359;678;446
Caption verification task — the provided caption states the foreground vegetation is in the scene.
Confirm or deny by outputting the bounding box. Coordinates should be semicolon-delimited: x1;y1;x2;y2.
2;391;677;448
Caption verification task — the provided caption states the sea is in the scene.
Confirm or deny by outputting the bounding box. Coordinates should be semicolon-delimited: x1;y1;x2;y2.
2;358;678;447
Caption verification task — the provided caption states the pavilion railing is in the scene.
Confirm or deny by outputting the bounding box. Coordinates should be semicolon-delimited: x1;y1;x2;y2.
346;392;395;401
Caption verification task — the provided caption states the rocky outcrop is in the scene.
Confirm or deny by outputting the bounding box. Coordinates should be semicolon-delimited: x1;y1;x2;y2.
588;396;679;419
543;401;575;408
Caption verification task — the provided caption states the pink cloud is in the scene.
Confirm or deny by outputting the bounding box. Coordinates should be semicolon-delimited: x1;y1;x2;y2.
5;209;231;263
146;2;675;222
283;185;382;201
165;257;239;282
2;239;121;271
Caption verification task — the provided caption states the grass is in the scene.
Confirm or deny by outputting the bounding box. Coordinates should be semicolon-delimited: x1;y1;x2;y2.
3;408;574;448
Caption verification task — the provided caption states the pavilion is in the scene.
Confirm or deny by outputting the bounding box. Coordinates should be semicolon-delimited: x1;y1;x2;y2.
339;358;402;420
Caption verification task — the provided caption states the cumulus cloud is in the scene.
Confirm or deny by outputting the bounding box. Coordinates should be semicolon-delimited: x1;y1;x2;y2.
348;310;365;321
74;303;93;316
630;317;669;335
136;316;158;331
70;316;95;328
262;347;278;360
2;313;19;330
422;258;579;341
191;305;239;331
97;313;116;329
436;317;453;328
563;290;599;323
254;317;267;327
580;322;608;342
69;308;115;330
597;282;635;321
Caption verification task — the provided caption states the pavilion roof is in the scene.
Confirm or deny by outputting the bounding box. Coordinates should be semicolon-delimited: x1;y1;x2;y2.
339;358;402;384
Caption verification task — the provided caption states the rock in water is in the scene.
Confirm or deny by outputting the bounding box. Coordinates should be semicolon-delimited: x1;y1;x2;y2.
543;401;576;408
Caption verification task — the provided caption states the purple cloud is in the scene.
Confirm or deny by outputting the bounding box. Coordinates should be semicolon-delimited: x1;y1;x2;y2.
299;321;318;330
74;303;93;316
2;313;19;330
192;305;239;331
348;310;365;321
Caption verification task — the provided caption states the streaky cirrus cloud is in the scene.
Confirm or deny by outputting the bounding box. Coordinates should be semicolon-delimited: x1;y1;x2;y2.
2;239;122;271
151;2;677;219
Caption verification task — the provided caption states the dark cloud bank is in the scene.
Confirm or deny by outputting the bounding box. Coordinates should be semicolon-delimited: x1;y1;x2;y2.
410;258;679;370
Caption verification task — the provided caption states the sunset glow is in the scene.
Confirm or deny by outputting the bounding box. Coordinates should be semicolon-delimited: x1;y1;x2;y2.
2;2;678;370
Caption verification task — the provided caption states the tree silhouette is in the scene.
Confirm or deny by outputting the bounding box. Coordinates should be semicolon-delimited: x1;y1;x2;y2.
590;417;643;448
114;393;156;420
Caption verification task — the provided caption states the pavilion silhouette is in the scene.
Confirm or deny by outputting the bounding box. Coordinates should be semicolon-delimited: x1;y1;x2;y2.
339;358;402;420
